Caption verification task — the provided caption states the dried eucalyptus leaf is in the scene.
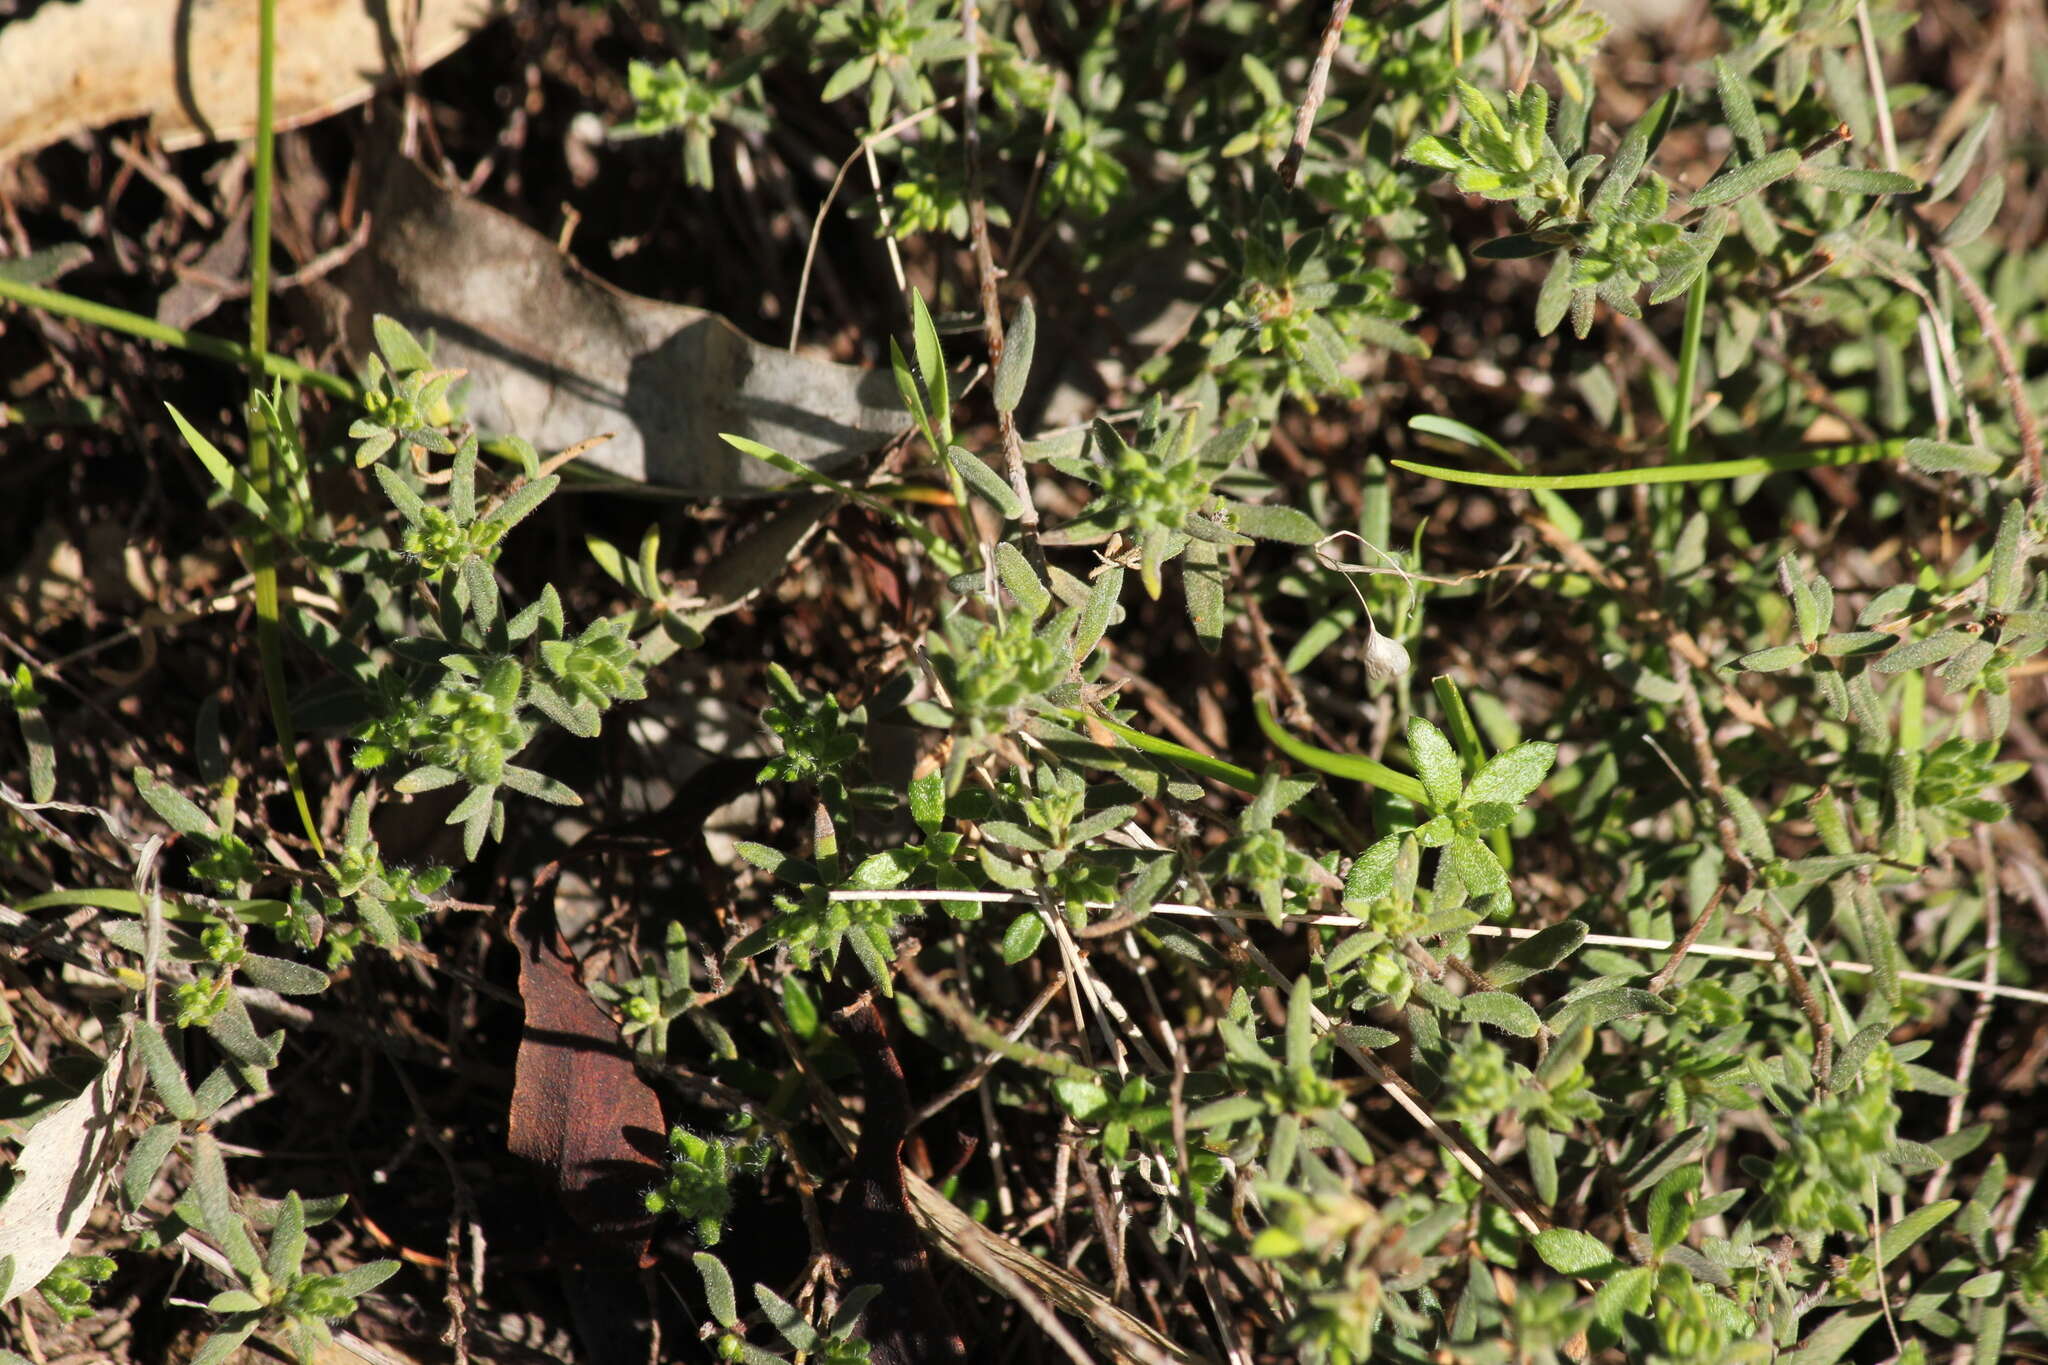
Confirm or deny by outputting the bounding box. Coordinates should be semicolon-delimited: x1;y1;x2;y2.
0;1029;129;1306
333;161;902;498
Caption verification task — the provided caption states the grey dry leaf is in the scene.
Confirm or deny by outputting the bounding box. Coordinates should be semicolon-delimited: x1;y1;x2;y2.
0;0;499;168
0;1026;130;1306
325;160;904;498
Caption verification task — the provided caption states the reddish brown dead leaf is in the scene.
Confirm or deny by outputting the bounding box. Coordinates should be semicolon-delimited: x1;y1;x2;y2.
507;865;664;1268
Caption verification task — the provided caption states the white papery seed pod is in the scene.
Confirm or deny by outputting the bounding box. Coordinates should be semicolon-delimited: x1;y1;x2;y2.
1362;621;1411;682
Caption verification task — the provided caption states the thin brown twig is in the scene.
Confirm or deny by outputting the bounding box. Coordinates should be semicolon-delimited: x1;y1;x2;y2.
829;889;2048;1004
1527;515;1778;734
786;100;958;351
1745;904;1835;1088
1928;240;2045;488
897;956;1097;1083
1671;656;1751;871
1857;0;2045;486
170;213;373;303
1277;0;1355;190
1649;884;1725;996
961;0;1045;561
1926;827;2004;1203
911;968;1069;1128
111;137;216;228
1203;912;1557;1240
1008;73;1065;259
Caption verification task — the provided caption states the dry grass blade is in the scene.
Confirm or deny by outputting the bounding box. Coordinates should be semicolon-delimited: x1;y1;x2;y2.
904;1172;1206;1365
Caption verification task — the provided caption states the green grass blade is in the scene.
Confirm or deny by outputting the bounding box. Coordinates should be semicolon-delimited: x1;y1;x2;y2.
0;277;356;400
720;433;961;575
1669;271;1710;461
1254;695;1429;805
165;405;284;531
245;0;322;858
1431;675;1488;775
1410;414;1521;467
1088;714;1264;793
1392;441;1900;490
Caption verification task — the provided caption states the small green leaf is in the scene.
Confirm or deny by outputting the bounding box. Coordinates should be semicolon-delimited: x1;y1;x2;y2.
1928;110;1995;203
500;764;583;806
1941;174;2004;248
1591;1265;1655;1329
238;955;330;996
132;767;219;838
995;541;1050;619
489;475;559;536
994;297;1035;414
1714;59;1764;158
1556;987;1674;1026
265;1191;308;1285
1588;89;1676;219
1053;1076;1110;1121
700;1252;741;1326
1001;912;1045;964
1229;501;1323;545
1805;166;1919;195
135;1020;198;1121
1489;920;1588;986
1404;133;1466;171
1462;990;1540;1037
1647;1163;1701;1252
371;315;433;373
1904;438;2004;475
1691;147;1801;208
1535;252;1574;337
1987;498;2024;611
1875;630;1975;673
187;1321;260;1365
1737;644;1810;672
908;771;944;836
1778;1304;1880;1365
1409;413;1516;464
1463;742;1557;808
190;1133;263;1281
166;405;282;532
371;462;428;525
1182;536;1227;653
1405;716;1463;810
461;556;499;630
1473;233;1561;260
889;337;932;444
756;1283;819;1350
123;1121;183;1208
909;291;949;443
1074;565;1122;663
330;1259;399;1298
821;54;876;104
1532;1227;1622;1276
946;446;1024;519
1187;1095;1266;1129
1345;835;1403;904
394;765;459;794
1286;976;1315;1073
1447;835;1507;897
